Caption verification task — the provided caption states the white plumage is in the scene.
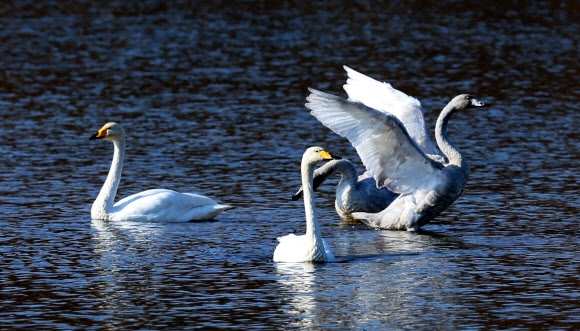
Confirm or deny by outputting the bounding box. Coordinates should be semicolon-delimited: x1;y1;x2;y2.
273;147;340;263
89;122;232;222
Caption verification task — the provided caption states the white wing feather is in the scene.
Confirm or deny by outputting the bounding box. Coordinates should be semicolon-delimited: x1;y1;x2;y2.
306;88;443;194
342;65;441;157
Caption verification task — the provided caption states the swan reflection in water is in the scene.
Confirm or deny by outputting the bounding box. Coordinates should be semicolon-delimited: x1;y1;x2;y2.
275;263;318;329
89;219;179;315
274;230;470;329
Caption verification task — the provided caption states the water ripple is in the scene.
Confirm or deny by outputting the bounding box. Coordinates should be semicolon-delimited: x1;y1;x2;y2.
1;1;579;329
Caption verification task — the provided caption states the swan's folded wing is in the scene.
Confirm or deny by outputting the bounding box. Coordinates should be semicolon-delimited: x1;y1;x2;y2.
113;189;223;222
306;88;443;194
342;65;440;157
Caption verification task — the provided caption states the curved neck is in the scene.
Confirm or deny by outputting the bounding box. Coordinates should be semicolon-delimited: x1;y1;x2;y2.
92;138;125;219
334;160;358;187
435;103;468;170
301;159;323;240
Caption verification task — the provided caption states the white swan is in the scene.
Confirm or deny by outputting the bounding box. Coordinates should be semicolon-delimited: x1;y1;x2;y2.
273;147;341;263
305;66;489;231
89;122;233;222
291;159;398;223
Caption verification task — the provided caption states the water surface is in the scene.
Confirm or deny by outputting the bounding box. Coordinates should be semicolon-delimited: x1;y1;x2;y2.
1;1;579;330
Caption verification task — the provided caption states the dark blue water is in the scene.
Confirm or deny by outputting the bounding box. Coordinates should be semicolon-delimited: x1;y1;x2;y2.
1;1;579;329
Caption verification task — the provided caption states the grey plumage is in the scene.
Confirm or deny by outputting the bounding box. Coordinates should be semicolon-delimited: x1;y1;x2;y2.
305;67;489;230
292;159;398;223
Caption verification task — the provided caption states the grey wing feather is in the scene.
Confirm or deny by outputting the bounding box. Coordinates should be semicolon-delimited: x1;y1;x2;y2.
306;88;443;194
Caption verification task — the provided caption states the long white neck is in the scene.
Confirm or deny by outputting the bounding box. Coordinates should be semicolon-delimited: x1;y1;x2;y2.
435;103;468;170
91;138;125;219
301;159;323;241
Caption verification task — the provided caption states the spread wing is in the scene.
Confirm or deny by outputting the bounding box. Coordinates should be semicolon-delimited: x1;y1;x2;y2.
306;88;443;194
342;65;441;157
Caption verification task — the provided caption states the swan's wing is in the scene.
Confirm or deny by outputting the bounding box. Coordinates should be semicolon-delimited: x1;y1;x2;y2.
113;189;229;222
342;66;441;156
115;189;216;209
306;88;443;194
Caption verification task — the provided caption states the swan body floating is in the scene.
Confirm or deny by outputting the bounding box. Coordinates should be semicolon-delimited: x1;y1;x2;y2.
89;122;232;222
305;66;489;231
291;159;398;223
273;147;341;263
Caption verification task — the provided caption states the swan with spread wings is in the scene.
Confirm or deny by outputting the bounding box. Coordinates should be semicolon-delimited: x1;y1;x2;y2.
305;66;489;230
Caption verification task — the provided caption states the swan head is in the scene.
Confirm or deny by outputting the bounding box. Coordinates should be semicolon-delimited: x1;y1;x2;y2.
451;94;490;110
89;122;125;141
303;146;342;165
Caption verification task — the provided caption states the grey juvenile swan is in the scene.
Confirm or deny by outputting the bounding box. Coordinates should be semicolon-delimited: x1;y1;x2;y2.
291;159;398;223
305;66;489;231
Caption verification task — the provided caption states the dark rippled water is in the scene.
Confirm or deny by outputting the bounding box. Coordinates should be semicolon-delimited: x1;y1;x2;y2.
1;1;579;329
